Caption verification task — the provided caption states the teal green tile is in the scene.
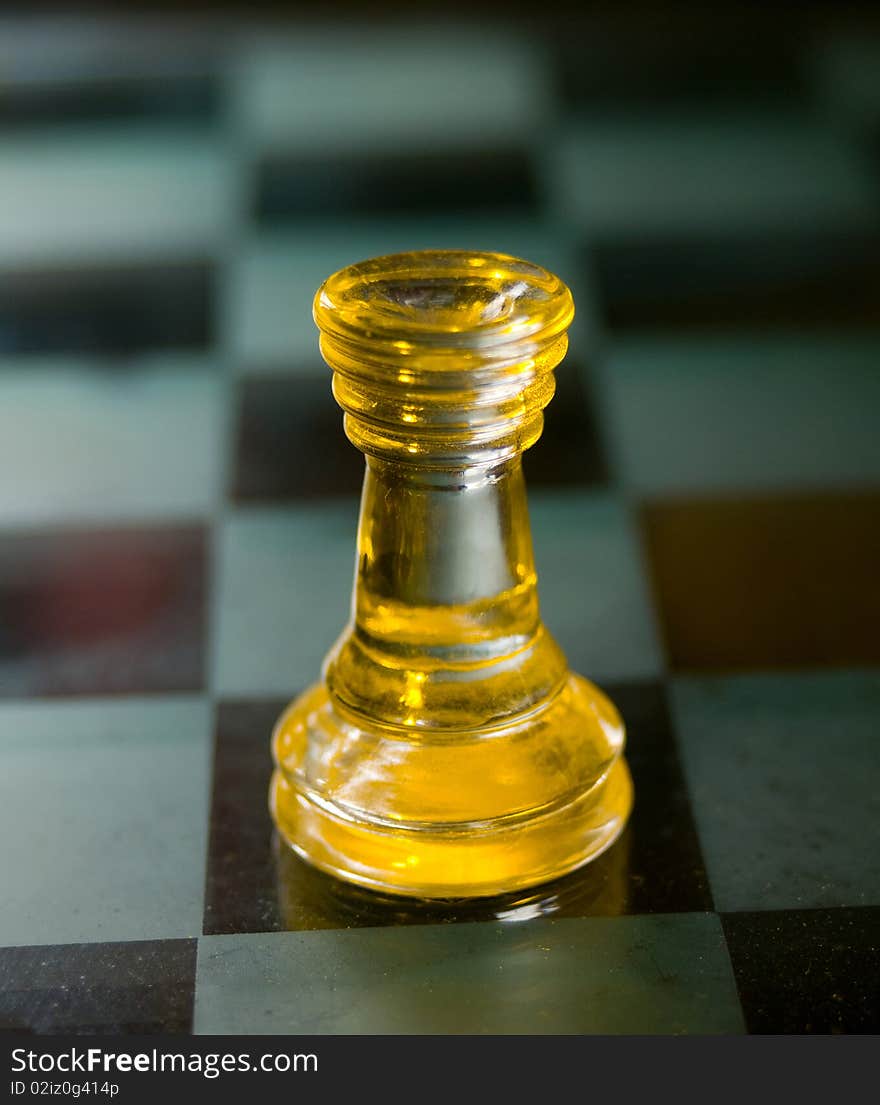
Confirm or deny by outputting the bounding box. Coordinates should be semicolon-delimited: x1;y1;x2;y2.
531;491;663;681
555;114;878;236
0;356;224;524
213;505;359;695
0;127;233;266
194;914;744;1035
809;33;880;134
600;337;880;494
0;697;211;946
235;32;549;154
672;671;880;912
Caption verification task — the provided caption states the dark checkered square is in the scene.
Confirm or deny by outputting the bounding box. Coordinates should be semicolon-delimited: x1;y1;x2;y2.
0;262;215;356
0;940;196;1035
592;228;880;332
723;908;880;1034
232;375;363;500
255;148;538;221
525;360;610;487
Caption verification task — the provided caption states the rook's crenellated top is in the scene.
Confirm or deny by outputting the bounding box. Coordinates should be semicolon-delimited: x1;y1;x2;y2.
314;250;575;465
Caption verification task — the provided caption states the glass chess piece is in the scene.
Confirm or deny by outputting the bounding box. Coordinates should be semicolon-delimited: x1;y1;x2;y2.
270;250;632;898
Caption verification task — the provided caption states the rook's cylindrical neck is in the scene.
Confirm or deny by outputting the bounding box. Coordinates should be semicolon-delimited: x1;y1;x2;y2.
354;456;539;654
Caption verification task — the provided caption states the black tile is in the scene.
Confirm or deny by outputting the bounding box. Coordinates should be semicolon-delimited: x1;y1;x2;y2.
255;148;537;220
0;525;207;697
0;939;196;1035
603;680;713;914
554;10;806;110
205;680;709;934
0;74;220;129
722;907;880;1034
231;375;364;501
592;228;880;332
204;698;290;936
0;262;214;356
525;360;610;487
641;493;880;671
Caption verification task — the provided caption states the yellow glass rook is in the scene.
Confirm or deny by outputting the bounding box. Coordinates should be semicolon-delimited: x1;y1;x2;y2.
270;250;632;898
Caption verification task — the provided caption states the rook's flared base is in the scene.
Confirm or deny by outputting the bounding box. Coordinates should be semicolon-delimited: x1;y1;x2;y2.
270;676;633;899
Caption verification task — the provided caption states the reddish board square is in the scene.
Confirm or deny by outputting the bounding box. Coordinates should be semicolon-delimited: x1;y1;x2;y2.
0;525;207;696
641;492;880;671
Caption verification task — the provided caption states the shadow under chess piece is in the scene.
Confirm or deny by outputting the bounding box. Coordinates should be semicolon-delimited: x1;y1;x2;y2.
270;250;632;898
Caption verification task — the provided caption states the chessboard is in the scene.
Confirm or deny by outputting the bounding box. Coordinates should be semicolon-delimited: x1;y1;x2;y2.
1;8;879;1036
